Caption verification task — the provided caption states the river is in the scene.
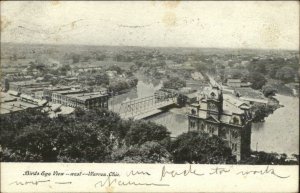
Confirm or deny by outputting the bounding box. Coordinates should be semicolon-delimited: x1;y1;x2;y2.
251;94;299;155
109;78;299;155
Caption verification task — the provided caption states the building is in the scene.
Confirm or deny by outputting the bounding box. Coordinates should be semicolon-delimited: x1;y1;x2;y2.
227;79;242;87
43;85;81;101
0;91;47;115
234;87;268;106
239;97;268;106
226;79;251;88
187;86;252;161
8;81;51;97
51;91;109;109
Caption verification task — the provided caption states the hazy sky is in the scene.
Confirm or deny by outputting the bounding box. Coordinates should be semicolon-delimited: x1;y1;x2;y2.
1;1;299;50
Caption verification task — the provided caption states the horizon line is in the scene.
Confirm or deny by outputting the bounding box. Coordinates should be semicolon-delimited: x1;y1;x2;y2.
1;41;299;52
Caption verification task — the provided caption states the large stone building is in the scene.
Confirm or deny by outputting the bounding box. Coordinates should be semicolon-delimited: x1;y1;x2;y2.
187;86;252;161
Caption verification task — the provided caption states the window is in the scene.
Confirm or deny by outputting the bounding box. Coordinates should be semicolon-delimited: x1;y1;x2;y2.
210;92;216;97
190;121;196;128
191;109;196;115
232;116;239;124
232;130;239;139
219;127;227;139
201;123;205;131
231;143;237;152
208;125;214;134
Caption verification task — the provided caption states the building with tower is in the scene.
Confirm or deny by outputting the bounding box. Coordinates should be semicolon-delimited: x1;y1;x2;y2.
187;85;252;161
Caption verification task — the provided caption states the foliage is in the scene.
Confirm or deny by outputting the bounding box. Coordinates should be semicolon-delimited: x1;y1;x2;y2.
247;57;299;82
95;54;106;61
171;131;234;164
163;77;186;90
240;151;299;165
193;61;208;72
59;64;71;76
275;66;296;83
1;106;297;164
0;108;170;162
262;85;277;97
245;72;267;90
108;78;138;93
107;65;123;74
251;104;274;122
110;141;172;163
94;73;109;86
124;121;170;146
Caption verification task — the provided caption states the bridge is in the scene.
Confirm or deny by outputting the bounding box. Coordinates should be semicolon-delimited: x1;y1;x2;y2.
111;91;177;120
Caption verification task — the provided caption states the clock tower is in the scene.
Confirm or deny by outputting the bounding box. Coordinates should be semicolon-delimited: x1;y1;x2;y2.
206;86;223;120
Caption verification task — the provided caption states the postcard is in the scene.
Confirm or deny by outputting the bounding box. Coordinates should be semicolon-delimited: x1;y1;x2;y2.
0;1;299;192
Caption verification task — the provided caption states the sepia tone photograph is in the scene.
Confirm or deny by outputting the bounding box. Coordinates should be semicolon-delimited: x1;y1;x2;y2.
0;1;299;166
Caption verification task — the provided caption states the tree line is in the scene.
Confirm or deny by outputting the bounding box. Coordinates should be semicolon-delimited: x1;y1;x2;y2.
0;108;298;164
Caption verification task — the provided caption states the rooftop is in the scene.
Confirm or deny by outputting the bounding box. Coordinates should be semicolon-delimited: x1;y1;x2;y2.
223;94;248;108
54;89;84;95
1;92;18;103
10;81;51;87
234;87;266;99
66;92;108;101
227;79;242;83
239;97;268;104
45;85;81;91
0;100;39;114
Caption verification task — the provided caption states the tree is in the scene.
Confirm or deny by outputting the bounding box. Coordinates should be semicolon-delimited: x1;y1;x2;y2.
96;54;106;61
110;141;172;163
171;131;234;164
1;109;121;162
231;71;243;79
1;107;175;163
95;73;109;85
124;121;170;146
248;59;266;74
262;85;277;97
59;64;71;76
107;65;123;74
245;72;267;90
163;77;186;90
275;66;295;83
251;104;274;122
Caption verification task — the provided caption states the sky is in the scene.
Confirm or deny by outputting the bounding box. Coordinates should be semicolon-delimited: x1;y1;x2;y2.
1;1;299;50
